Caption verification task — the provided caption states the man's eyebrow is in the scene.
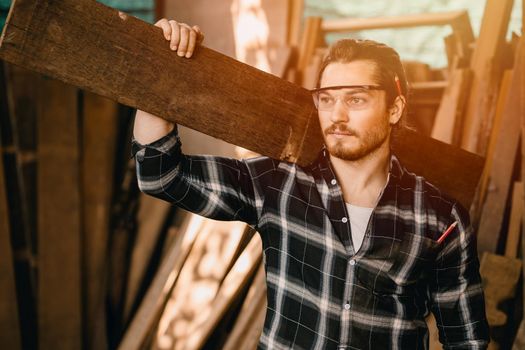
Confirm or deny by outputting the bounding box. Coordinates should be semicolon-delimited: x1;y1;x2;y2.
312;85;382;93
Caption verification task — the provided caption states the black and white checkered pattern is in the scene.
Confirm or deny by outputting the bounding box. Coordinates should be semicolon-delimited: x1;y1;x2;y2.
132;127;489;349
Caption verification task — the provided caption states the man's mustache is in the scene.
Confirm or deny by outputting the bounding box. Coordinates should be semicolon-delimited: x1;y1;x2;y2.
324;124;358;137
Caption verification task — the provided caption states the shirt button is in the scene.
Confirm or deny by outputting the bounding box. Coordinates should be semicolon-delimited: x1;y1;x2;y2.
349;259;356;266
341;217;348;223
331;179;337;185
344;303;350;310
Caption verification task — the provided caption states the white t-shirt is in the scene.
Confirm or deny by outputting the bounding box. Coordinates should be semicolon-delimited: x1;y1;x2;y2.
345;203;374;252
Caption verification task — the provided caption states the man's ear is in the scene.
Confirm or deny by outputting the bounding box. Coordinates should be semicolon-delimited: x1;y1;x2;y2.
389;95;406;125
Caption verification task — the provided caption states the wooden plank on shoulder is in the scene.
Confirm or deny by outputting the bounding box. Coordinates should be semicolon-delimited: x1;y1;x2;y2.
0;0;322;166
0;0;484;209
37;77;82;349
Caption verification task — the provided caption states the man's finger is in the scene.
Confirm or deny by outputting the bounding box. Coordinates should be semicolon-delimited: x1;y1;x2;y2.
155;18;171;40
193;25;205;44
186;29;197;58
177;26;189;57
169;20;180;51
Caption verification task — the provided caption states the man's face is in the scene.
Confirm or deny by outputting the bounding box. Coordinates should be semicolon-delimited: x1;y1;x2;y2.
316;60;393;161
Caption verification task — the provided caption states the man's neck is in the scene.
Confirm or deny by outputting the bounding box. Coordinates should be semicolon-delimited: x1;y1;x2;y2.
329;141;391;208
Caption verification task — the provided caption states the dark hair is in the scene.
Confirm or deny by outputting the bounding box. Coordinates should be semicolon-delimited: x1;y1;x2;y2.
316;39;409;126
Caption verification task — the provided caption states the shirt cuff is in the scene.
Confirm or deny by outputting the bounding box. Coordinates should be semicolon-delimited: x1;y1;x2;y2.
131;125;180;162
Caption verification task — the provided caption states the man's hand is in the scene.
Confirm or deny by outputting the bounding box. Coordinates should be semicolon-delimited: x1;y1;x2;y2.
133;19;204;145
155;18;204;58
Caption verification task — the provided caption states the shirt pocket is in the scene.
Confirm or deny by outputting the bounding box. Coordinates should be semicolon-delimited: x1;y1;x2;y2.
357;232;439;297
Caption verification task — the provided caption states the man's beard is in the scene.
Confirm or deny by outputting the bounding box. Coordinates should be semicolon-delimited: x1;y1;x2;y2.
323;120;390;161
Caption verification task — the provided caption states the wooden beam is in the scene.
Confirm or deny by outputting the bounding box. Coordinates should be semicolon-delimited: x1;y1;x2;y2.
504;182;523;259
287;0;304;47
297;16;323;75
119;212;202;350
0;0;484;209
473;70;513;221
321;11;474;59
0;121;22;350
82;91;119;349
123;194;171;323
431;69;472;145
321;11;471;32
477;38;523;254
185;233;263;349
1;62;37;350
37;77;82;349
223;262;266;350
460;0;514;154
0;0;321;165
152;220;248;349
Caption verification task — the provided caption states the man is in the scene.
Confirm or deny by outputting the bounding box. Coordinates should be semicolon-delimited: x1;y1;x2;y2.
132;18;489;349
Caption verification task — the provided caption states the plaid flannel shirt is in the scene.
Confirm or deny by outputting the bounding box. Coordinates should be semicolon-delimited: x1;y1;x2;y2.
132;126;489;349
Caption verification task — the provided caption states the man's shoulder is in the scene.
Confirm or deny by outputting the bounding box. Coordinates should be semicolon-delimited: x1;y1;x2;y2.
395;159;461;216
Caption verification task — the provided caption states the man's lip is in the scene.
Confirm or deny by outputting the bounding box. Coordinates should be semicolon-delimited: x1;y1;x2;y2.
328;131;353;135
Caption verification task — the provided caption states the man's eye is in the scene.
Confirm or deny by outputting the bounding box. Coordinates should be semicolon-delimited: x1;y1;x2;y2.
319;96;333;104
347;97;364;104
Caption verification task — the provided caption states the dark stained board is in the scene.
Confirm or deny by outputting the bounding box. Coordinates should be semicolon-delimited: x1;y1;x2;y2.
0;0;483;209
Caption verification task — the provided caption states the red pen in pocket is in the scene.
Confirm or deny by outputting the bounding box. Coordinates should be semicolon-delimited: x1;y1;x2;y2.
437;221;458;244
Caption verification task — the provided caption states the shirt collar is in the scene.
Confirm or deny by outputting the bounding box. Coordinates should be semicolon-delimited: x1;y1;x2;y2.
317;146;404;185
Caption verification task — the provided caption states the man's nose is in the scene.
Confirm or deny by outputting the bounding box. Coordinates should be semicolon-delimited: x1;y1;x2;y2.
330;100;349;123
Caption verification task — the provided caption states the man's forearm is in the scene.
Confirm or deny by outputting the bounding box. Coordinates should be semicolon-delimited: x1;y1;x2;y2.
133;109;175;145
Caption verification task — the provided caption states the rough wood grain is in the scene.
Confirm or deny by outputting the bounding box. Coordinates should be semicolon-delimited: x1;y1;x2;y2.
37;77;82;349
0;0;484;209
0;0;321;165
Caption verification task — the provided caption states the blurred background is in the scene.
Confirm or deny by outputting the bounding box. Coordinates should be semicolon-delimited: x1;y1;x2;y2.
0;0;523;349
